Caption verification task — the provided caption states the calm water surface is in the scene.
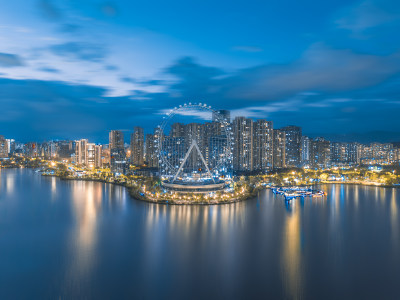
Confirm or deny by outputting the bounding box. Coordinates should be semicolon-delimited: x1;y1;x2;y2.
0;169;399;299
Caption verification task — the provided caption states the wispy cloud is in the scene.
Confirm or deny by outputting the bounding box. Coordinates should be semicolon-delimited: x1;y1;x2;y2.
100;2;119;17
225;43;400;100
37;66;60;73
37;0;62;21
335;0;400;32
0;53;24;67
232;46;263;53
157;107;212;121
49;42;107;62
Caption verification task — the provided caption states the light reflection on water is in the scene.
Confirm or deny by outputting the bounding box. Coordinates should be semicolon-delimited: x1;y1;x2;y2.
0;169;399;299
282;201;302;299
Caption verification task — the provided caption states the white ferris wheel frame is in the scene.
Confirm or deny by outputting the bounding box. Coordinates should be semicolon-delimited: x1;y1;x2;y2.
155;103;233;181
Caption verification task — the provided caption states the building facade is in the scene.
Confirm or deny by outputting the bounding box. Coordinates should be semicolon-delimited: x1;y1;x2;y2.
253;120;273;171
310;137;330;169
300;136;311;167
281;125;302;167
0;136;8;158
109;130;126;174
232;117;253;172
131;127;144;166
273;129;286;169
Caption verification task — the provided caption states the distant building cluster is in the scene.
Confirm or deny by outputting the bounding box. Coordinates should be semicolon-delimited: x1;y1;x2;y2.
1;108;400;174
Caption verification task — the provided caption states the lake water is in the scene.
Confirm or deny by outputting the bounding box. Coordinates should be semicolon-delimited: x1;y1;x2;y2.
0;168;399;299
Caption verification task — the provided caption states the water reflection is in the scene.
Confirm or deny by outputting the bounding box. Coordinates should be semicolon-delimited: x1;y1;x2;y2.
2;170;400;299
71;182;102;270
390;189;398;254
282;201;303;298
51;177;57;200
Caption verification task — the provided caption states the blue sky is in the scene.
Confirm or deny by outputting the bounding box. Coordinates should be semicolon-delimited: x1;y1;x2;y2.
0;0;400;143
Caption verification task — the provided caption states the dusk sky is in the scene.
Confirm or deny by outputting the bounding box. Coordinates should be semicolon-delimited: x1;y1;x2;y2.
1;0;400;143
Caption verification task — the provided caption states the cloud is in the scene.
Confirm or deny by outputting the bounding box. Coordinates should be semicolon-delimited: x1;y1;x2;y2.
160;45;400;103
0;78;151;141
59;23;81;33
335;0;400;32
120;76;136;83
37;67;60;73
232;46;263;53
101;2;118;17
49;42;107;62
104;65;119;71
224;44;400;100
157;108;212;121
37;0;62;21
165;57;224;98
0;53;24;67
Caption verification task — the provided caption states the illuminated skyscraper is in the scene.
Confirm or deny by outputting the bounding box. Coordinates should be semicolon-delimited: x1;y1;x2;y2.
273;129;286;168
6;139;15;154
170;123;185;138
310;137;330;168
109;130;124;150
330;142;348;165
109;130;126;174
300;136;311;167
145;132;158;168
131;127;144;166
253;120;273;171
25;142;38;158
75;139;88;165
281;125;302;167
0;135;8;158
232;117;253;171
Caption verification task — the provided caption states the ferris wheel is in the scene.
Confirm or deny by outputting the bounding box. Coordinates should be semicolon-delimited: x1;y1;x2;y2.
155;103;233;184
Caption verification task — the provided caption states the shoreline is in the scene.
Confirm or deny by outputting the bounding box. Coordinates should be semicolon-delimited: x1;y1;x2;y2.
42;173;399;205
3;167;398;204
41;173;260;205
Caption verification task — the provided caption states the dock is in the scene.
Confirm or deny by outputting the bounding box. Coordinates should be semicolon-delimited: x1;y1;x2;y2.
271;186;326;201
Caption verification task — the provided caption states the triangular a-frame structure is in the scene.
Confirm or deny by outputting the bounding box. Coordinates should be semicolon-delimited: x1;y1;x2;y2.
172;139;215;183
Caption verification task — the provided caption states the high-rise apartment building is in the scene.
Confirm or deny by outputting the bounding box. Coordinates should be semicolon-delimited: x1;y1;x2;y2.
184;123;207;170
145;133;158;168
170;123;185;138
281;125;302;167
6;139;15;154
347;142;360;164
358;143;394;165
300;136;311;167
25;142;38;158
109;130;126;174
94;145;102;168
330;142;348;165
273;130;286;168
109;130;124;150
75;139;102;168
75;139;88;165
131;127;144;166
310;137;330;169
232;117;253;171
58;141;75;160
253;120;273;171
86;143;96;167
0;136;9;158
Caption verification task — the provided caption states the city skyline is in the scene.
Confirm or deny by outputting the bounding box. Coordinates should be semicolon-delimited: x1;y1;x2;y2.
1;0;400;142
2;2;400;299
2;105;399;174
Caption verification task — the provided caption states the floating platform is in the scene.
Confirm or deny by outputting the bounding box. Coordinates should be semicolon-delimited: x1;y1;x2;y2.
161;180;227;193
271;186;326;201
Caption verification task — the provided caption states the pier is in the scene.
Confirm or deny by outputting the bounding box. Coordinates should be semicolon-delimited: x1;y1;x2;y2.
271;186;326;201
